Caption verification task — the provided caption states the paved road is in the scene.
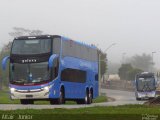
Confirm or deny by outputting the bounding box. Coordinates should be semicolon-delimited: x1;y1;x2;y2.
99;89;145;106
0;89;145;110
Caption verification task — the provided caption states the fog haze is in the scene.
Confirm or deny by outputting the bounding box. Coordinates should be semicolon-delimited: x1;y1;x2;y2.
1;0;160;68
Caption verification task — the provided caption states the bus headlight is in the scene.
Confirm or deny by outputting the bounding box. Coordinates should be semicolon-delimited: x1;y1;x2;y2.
42;85;52;91
10;88;15;92
44;86;50;91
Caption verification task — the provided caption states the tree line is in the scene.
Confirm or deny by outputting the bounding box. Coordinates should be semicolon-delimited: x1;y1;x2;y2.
118;53;153;81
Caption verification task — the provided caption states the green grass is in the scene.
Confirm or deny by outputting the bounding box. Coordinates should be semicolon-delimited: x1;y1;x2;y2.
0;105;160;120
93;95;107;103
0;90;107;104
1;105;160;114
0;90;19;104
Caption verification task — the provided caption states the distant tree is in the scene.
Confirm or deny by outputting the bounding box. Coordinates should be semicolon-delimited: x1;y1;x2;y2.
98;49;107;77
127;68;143;81
118;64;133;80
118;64;143;81
0;43;10;88
9;27;44;37
130;53;152;71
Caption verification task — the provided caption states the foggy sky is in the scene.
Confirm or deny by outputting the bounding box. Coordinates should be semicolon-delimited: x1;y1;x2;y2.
1;0;160;68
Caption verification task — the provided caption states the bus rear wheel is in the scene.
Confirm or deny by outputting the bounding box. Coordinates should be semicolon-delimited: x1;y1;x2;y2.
88;90;93;104
77;90;92;104
20;99;34;104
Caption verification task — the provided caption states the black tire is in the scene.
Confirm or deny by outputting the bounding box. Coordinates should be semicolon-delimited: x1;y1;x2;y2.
136;97;141;101
50;88;65;105
84;90;89;104
50;99;58;105
76;99;84;104
20;99;34;104
76;90;90;104
149;97;154;100
58;89;64;104
88;90;92;104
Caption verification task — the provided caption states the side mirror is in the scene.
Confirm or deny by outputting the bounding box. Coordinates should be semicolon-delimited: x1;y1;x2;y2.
2;56;10;70
48;54;59;68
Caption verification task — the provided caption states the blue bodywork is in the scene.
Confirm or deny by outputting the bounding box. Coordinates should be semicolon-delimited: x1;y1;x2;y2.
4;36;99;100
48;54;59;68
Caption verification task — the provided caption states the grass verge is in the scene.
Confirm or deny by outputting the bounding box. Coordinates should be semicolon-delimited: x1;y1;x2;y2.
0;105;160;120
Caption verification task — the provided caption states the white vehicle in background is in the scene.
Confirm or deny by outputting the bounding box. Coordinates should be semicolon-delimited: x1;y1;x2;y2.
135;72;157;101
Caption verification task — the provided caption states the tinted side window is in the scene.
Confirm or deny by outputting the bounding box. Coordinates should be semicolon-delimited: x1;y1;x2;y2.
62;40;77;57
62;39;98;62
61;68;86;83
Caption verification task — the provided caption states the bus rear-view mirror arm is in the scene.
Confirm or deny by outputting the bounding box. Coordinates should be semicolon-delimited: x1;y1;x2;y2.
48;54;59;68
2;56;10;71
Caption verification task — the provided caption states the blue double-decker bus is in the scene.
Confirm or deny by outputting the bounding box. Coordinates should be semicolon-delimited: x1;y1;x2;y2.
2;35;99;104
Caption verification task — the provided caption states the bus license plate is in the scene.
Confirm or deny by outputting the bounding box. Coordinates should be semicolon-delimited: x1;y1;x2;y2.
26;95;33;98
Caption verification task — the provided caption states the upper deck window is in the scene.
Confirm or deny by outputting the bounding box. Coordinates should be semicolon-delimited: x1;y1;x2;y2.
11;39;51;55
62;40;98;62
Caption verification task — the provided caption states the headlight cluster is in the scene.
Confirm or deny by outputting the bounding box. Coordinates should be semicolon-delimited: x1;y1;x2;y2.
9;85;52;92
44;86;50;91
42;85;52;91
138;93;143;97
10;88;15;92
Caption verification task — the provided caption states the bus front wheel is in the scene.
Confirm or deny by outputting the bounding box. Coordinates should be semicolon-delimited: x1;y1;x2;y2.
50;88;65;105
58;88;65;104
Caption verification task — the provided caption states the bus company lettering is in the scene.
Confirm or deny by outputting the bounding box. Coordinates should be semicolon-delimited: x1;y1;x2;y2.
22;59;37;63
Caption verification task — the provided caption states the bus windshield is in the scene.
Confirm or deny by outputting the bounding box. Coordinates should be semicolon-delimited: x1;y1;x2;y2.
136;77;156;92
10;62;51;85
11;39;51;55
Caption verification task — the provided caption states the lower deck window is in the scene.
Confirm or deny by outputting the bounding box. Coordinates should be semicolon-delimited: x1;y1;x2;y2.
61;68;86;83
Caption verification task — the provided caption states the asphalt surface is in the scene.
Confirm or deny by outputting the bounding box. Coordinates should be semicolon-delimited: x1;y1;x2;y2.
0;89;145;110
100;89;145;106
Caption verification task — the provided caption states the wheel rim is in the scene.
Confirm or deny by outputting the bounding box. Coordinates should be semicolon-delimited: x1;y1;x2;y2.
89;92;92;103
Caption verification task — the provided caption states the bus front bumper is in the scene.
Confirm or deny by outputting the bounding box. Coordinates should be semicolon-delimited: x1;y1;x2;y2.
10;87;50;99
137;91;156;99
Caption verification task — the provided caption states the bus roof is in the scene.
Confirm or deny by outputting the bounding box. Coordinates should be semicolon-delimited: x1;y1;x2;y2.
61;36;97;49
14;35;97;50
14;35;61;40
136;72;154;78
